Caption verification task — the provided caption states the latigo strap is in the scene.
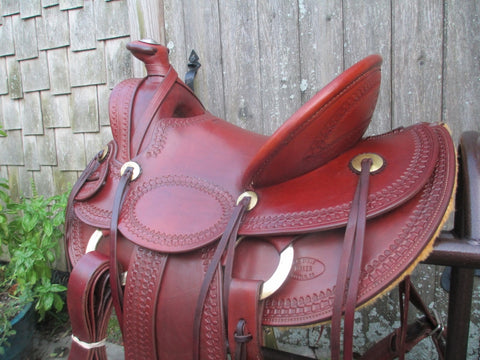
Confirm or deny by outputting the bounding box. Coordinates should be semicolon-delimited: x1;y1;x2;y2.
67;251;111;360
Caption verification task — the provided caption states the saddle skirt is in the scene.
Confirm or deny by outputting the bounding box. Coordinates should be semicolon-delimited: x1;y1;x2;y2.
65;40;456;360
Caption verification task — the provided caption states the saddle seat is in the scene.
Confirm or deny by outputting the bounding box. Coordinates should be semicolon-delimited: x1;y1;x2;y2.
65;40;456;360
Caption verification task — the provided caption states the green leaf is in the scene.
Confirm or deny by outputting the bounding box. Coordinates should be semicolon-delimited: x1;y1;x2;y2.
43;292;54;310
44;221;53;236
49;284;67;292
22;213;39;232
53;293;65;312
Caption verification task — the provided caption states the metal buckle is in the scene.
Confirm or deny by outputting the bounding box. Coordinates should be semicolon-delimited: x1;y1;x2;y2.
260;244;294;300
430;309;445;339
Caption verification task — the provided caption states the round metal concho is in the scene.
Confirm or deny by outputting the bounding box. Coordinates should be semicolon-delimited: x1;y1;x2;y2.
99;145;109;162
120;161;142;181
236;191;258;211
350;153;385;174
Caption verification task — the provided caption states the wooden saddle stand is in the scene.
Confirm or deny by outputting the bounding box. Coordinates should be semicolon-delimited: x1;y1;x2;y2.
64;39;472;360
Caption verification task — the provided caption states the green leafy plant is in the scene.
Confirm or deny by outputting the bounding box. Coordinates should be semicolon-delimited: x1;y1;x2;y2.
0;177;68;354
0;178;9;251
0;265;25;356
5;183;68;319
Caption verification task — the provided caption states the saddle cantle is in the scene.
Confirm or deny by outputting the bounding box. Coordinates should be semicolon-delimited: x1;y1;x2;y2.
65;39;456;360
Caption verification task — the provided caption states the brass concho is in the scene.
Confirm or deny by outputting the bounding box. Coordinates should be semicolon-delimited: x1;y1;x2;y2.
236;191;258;211
350;153;385;174
99;145;109;162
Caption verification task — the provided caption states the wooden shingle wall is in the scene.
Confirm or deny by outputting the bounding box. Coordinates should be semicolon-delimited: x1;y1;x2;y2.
0;0;134;199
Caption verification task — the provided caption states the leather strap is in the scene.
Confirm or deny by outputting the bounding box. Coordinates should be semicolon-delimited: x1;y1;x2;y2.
193;197;251;359
331;158;373;360
398;276;411;359
361;278;446;359
109;167;134;330
67;251;112;360
227;279;264;360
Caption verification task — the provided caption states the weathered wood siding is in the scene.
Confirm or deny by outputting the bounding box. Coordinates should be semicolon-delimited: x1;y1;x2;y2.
0;0;133;198
163;1;479;143
0;0;478;358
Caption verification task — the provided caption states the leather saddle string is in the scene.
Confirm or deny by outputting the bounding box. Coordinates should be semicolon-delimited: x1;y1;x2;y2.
331;158;373;360
398;276;411;360
192;197;251;359
130;66;178;158
64;148;107;271
109;166;134;330
234;319;251;360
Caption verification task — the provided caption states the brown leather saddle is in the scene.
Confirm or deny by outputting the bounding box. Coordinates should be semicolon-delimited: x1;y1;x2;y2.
64;39;456;360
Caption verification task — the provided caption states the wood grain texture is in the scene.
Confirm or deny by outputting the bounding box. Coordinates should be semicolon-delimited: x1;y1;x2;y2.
218;0;263;131
392;0;443;128
127;0;165;77
298;0;343;102
344;0;392;135
163;0;187;81
257;0;301;134
443;0;480;142
182;0;225;118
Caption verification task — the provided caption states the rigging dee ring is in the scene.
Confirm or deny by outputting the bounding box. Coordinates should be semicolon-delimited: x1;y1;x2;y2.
86;230;128;286
86;230;294;300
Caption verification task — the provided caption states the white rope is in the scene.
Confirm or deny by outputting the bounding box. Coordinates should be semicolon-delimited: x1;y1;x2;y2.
71;334;107;349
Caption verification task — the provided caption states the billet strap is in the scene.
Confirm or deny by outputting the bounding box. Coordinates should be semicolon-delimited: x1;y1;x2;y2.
360;277;446;360
64;147;109;271
67;251;112;360
331;158;373;360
